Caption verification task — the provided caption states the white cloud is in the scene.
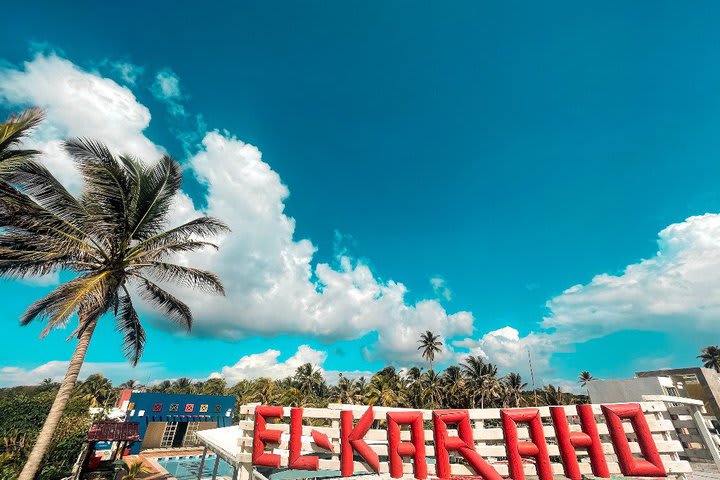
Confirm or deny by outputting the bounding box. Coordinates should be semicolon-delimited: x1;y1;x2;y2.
542;213;720;342
0;53;472;366
454;326;557;383
210;345;372;385
430;277;452;301
0;360;164;387
110;61;144;85
151;68;185;116
454;213;720;384
0;53;164;192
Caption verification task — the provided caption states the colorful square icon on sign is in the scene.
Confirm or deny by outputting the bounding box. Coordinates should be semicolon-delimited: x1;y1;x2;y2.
169;403;179;412
152;403;162;412
184;403;194;413
127;402;135;411
199;404;209;413
214;405;222;413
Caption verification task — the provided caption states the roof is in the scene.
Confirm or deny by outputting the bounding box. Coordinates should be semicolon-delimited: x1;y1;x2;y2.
87;421;140;442
196;425;243;465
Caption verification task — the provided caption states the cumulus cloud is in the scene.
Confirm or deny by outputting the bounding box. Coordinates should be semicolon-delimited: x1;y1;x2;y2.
455;214;720;383
210;345;372;385
543;213;720;341
0;360;164;387
0;53;472;366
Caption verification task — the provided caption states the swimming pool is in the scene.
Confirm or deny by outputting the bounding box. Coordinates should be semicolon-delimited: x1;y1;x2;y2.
156;454;234;480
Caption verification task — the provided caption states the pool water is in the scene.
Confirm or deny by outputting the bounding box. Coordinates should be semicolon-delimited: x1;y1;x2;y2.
157;454;234;480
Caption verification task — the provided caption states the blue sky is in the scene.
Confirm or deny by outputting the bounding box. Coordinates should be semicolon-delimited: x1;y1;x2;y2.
1;1;719;389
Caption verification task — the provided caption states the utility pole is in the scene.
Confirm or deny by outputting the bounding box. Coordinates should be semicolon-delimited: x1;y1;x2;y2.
528;348;538;407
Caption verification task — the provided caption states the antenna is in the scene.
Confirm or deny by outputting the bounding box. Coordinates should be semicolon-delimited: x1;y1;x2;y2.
528;348;538;407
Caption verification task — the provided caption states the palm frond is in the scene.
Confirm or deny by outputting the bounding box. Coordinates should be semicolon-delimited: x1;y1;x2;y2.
135;276;192;329
116;290;145;366
0;108;44;169
5;160;85;225
127;155;182;240
21;271;112;337
65;138;131;240
0;181;106;261
141;262;225;294
126;216;229;259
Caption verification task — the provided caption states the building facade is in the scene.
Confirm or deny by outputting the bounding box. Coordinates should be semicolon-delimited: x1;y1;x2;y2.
637;367;720;420
123;392;235;454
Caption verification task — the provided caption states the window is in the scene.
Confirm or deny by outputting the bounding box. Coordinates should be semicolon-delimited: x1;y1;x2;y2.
665;386;679;397
160;422;178;448
183;421;201;447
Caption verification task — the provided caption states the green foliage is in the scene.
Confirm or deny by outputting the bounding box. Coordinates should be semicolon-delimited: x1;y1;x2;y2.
0;384;91;480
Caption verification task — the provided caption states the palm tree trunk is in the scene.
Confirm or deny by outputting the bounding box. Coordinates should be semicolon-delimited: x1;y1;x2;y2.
19;317;97;480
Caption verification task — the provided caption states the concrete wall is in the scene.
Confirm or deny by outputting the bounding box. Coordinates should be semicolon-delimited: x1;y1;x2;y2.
140;422;166;450
587;376;665;404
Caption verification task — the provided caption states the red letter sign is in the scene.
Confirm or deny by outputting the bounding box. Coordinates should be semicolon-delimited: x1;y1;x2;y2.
602;403;666;477
550;405;609;479
289;408;318;470
387;411;428;479
253;406;283;468
433;410;502;480
340;406;379;476
501;408;553;480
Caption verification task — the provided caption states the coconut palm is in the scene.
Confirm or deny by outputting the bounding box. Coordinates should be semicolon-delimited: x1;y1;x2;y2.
578;371;594;388
9;139;228;480
118;459;150;480
119;379;142;390
152;380;172;393
330;375;362;405
78;373;114;408
294;363;325;396
366;367;405;407
200;377;227;395
252;377;281;405
405;367;424;408
698;346;720;372
420;370;444;409
418;331;443;371
543;384;572;406
441;365;465;408
0;108;43;175
171;377;196;393
503;372;526;408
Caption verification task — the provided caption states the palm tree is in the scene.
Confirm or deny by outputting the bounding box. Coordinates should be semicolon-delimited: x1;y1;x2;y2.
200;377;227;395
542;384;572;406
441;365;464;408
366;367;405;407
0;108;43;175
503;373;526;408
171;378;196;393
251;377;281;405
152;380;172;393
578;371;594;388
420;370;444;409
79;373;114;408
698;346;720;372
118;459;151;480
119;379;142;390
9;139;229;480
330;375;362;405
294;363;325;396
418;331;443;371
